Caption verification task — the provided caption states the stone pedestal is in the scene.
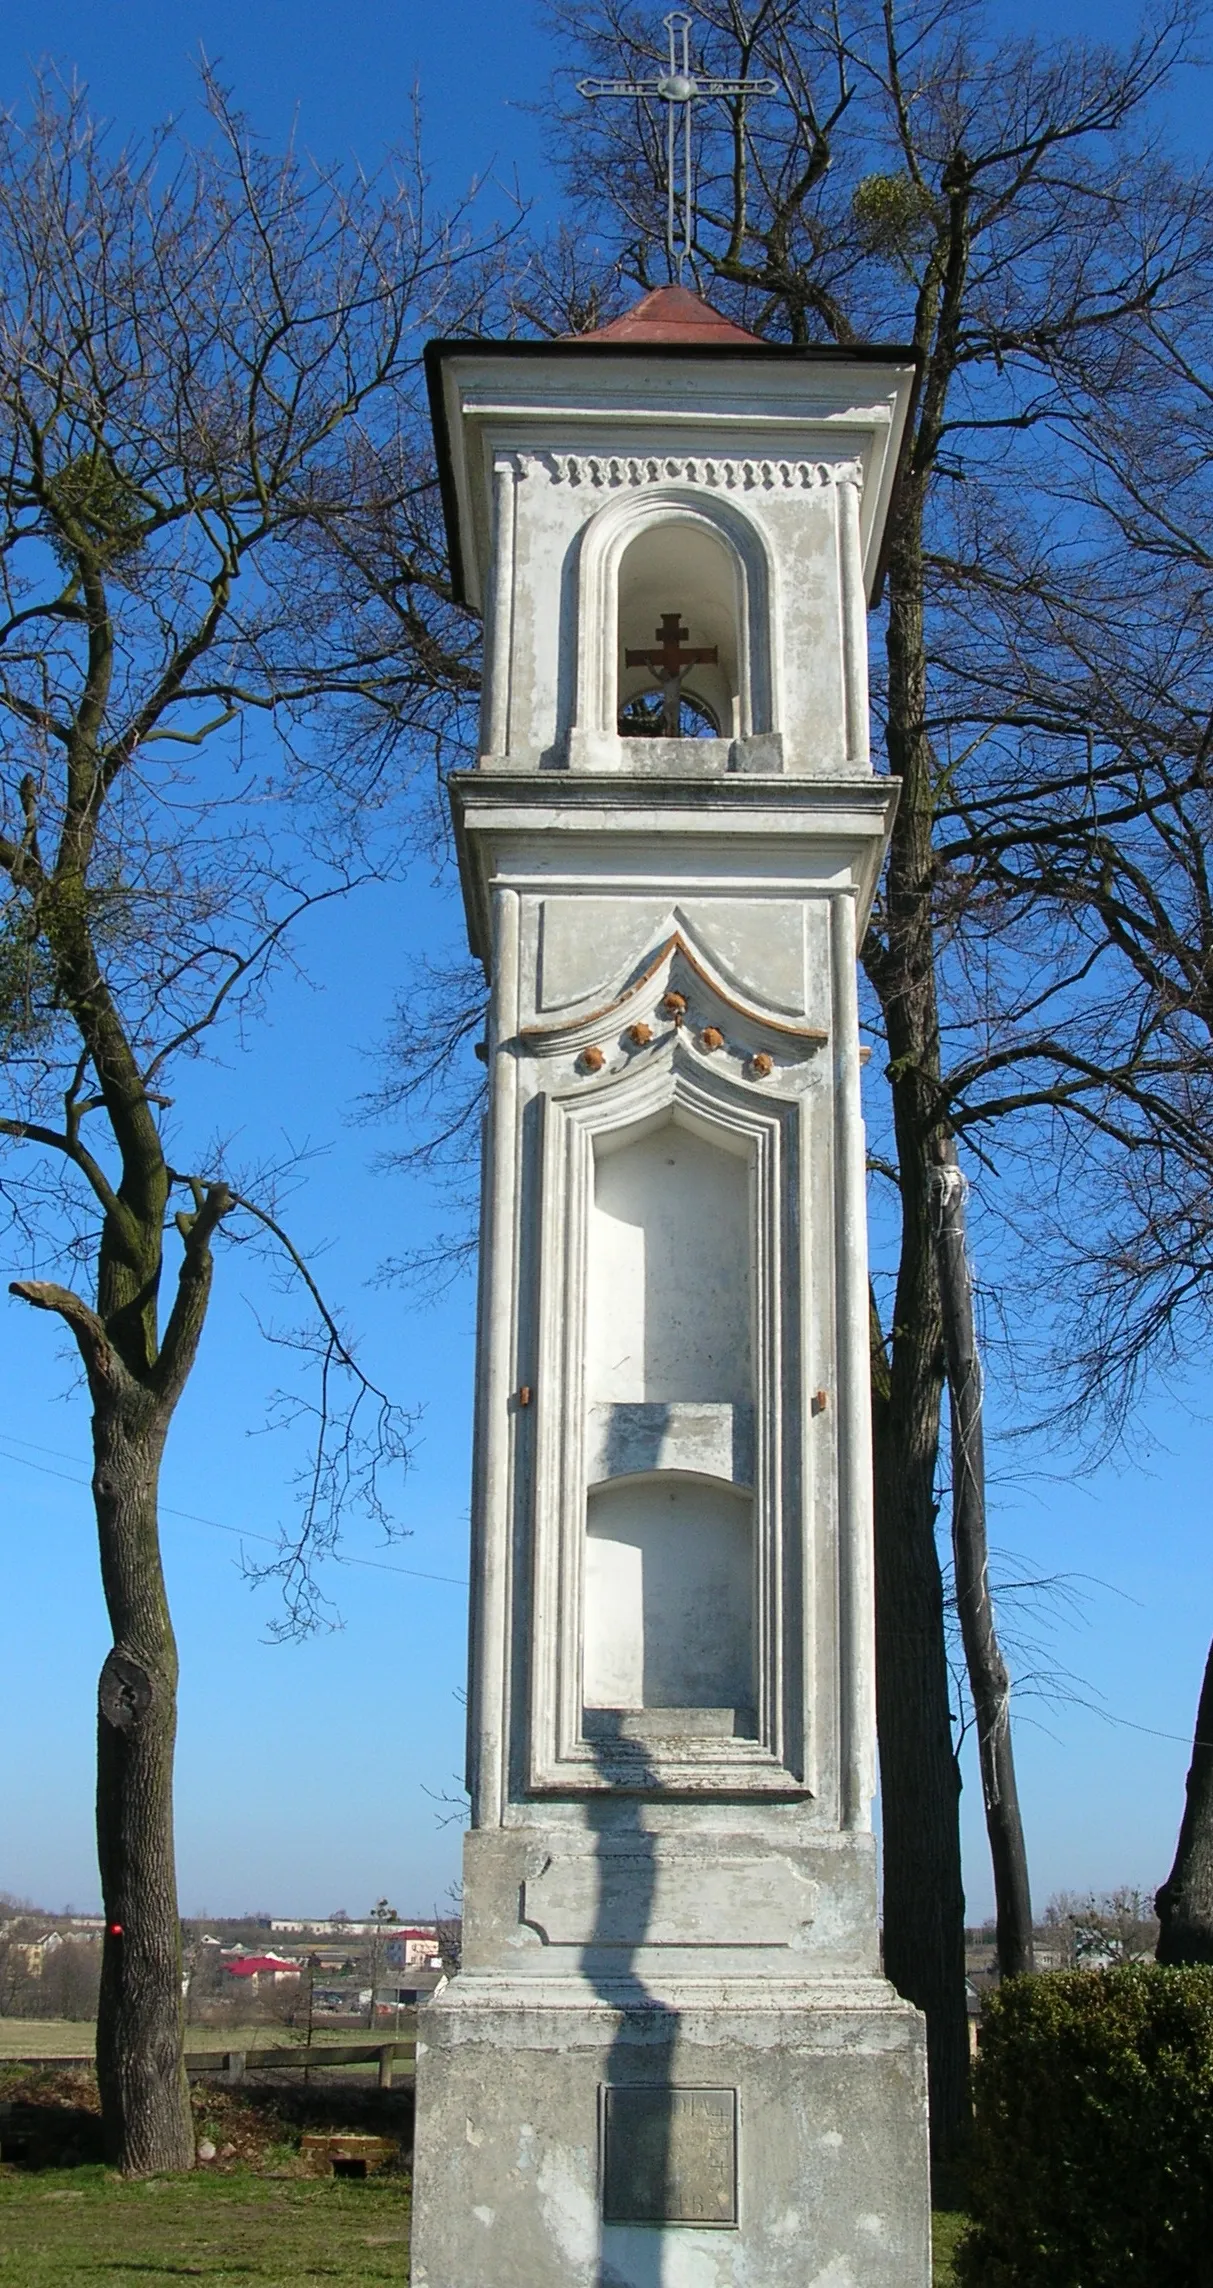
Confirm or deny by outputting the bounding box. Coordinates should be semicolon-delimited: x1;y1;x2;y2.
412;293;930;2286
414;1979;927;2288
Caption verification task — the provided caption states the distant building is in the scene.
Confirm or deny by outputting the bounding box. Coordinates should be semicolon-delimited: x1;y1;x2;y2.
269;1916;440;1946
269;1918;381;1938
383;1929;443;1970
222;1953;303;1991
11;1928;99;1976
358;1974;445;2011
12;1931;61;1977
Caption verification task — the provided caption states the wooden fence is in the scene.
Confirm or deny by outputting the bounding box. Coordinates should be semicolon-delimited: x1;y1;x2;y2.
3;2039;416;2090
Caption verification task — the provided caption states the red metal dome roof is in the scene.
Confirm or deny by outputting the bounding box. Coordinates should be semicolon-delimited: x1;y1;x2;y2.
573;283;761;346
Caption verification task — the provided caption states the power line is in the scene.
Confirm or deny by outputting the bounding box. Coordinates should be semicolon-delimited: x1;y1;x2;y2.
1;1432;1203;1753
0;1431;468;1590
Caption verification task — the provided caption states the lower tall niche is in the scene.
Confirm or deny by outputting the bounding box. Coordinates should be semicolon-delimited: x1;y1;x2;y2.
583;1473;754;1718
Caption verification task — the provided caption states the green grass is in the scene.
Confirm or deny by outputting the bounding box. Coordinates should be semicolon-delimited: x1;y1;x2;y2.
932;2206;966;2285
0;2167;967;2287
0;2165;411;2285
0;2167;973;2286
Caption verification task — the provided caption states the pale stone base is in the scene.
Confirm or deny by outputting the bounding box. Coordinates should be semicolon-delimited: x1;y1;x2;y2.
410;1975;930;2288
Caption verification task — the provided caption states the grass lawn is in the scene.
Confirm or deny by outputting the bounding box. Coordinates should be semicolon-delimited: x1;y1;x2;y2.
932;2206;966;2285
0;2165;411;2286
0;2061;415;2282
0;2168;967;2288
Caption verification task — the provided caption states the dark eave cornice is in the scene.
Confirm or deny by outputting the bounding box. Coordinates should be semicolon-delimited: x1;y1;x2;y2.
425;333;920;611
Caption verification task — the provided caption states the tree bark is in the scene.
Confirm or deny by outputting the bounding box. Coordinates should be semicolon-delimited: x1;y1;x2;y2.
92;1391;194;2172
861;459;972;2157
1156;1636;1213;1963
11;1206;223;2174
870;1274;970;2163
931;1139;1034;1980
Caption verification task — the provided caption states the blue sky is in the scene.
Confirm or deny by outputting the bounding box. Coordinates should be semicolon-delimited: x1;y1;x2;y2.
0;0;1208;1926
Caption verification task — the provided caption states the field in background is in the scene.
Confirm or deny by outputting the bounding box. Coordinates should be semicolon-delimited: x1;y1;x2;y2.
0;2023;95;2058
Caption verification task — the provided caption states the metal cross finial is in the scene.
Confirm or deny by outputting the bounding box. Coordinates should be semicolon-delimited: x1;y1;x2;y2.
578;11;779;282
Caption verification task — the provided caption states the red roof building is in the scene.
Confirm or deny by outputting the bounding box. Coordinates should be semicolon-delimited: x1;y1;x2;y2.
222;1953;302;1981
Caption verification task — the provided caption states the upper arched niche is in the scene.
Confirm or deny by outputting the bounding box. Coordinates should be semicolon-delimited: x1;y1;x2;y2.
617;519;740;737
569;487;777;758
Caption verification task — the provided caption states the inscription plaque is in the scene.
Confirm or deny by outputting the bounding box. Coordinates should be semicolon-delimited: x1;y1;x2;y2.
601;2086;737;2226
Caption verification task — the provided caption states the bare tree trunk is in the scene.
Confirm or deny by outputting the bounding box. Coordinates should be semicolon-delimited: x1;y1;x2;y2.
930;1140;1034;1981
865;495;972;2163
1156;1636;1213;1964
13;1254;216;2175
92;1392;194;2173
870;1281;970;2163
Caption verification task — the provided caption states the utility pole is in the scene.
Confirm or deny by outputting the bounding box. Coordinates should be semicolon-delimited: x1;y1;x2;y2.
366;1897;398;2031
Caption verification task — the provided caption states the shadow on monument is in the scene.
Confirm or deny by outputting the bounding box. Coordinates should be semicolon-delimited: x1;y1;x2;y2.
584;1715;677;2288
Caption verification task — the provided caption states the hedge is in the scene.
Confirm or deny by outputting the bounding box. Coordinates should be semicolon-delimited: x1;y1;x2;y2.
956;1964;1213;2287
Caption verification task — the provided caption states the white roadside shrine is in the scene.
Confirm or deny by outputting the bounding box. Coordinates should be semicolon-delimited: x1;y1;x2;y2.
410;283;932;2288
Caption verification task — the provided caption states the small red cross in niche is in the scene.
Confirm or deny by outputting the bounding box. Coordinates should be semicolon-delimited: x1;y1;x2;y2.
624;611;718;736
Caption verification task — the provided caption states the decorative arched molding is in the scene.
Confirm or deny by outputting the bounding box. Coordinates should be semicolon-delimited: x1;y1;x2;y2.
519;927;828;1062
569;485;780;759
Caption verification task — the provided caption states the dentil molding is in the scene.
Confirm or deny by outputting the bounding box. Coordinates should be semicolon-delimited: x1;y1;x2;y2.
528;450;865;493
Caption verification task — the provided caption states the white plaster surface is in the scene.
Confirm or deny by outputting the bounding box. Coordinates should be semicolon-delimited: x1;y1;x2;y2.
599;2224;737;2287
536;894;828;1023
431;345;916;778
416;769;932;2274
409;1981;931;2288
461;1828;879;1976
538;896;668;1010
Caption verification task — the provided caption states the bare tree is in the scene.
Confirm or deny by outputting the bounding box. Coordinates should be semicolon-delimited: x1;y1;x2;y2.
917;235;1213;1961
1044;1888;1159;1967
433;1893;464;1976
931;1138;1033;1978
534;0;1210;2154
0;75;503;2171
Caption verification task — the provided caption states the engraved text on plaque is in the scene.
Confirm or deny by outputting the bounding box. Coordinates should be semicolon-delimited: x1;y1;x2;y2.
601;2086;738;2226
